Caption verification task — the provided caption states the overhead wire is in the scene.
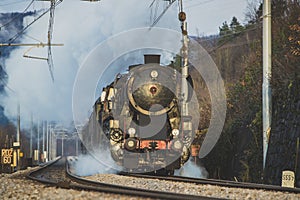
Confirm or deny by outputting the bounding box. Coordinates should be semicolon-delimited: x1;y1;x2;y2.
0;0;31;7
6;9;49;44
0;0;35;30
0;65;15;93
186;0;248;11
154;1;159;25
23;33;43;43
149;0;156;8
185;0;215;9
5;0;62;44
149;0;160;26
0;79;15;94
1;0;63;83
193;22;263;53
198;22;261;42
149;0;155;24
150;0;176;28
0;1;34;94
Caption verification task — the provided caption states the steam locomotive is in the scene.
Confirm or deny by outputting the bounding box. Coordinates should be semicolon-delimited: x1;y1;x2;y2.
91;55;196;175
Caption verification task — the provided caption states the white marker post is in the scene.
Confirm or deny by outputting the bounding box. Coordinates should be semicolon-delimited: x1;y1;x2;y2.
281;170;295;188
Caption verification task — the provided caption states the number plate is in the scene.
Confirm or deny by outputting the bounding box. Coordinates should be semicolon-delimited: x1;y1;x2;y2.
282;170;295;188
1;149;13;165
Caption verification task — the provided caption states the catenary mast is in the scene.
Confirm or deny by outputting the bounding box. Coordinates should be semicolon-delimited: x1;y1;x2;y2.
262;0;272;170
178;0;192;144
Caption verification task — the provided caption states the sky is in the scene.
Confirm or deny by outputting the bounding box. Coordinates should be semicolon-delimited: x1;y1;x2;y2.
0;0;251;35
0;0;254;125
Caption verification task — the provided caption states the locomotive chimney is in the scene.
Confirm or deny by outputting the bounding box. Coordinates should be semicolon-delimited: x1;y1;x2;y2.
144;54;160;64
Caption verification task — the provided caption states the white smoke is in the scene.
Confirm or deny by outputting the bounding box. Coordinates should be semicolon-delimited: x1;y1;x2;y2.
175;159;209;178
2;0;179;124
70;152;122;176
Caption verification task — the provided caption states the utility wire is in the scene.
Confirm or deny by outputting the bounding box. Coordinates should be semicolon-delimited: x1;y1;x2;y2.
23;33;43;43
150;0;176;28
185;0;215;9
0;0;31;7
149;0;156;8
2;0;63;82
200;23;262;43
203;23;262;53
0;79;15;94
5;0;62;44
0;0;35;30
6;9;48;44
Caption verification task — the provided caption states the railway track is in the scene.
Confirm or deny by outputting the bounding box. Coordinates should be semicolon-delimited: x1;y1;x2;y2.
119;172;300;194
27;156;66;185
27;157;222;200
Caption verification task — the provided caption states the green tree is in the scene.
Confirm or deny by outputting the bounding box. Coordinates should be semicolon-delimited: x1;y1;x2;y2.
204;0;300;185
219;21;231;37
218;17;244;45
230;17;244;33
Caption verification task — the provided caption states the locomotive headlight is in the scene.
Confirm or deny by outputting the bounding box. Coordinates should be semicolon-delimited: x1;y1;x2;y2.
150;70;158;78
127;140;135;148
128;127;136;136
172;139;183;151
125;138;137;151
172;129;180;137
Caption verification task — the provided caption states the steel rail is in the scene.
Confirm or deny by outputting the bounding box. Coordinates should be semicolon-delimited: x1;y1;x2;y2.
119;172;300;194
65;161;222;200
27;156;63;185
26;157;222;199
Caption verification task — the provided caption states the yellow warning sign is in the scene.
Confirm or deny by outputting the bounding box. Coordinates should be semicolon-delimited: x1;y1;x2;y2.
1;148;13;165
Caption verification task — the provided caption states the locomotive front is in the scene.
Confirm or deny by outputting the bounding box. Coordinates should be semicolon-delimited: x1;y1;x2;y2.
97;55;191;174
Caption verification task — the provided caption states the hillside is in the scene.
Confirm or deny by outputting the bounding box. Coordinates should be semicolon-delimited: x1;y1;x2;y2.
194;1;300;185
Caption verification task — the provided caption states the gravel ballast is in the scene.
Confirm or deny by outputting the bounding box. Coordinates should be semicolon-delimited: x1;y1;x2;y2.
1;167;299;200
0;169;147;200
84;174;300;200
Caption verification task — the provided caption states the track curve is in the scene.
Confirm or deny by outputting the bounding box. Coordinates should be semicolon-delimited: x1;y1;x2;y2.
27;157;222;200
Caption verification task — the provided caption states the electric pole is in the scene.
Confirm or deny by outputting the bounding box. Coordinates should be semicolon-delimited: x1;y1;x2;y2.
178;0;192;144
262;0;272;170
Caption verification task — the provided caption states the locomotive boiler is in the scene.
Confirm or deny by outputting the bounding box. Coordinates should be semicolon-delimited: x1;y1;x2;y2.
94;55;196;175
